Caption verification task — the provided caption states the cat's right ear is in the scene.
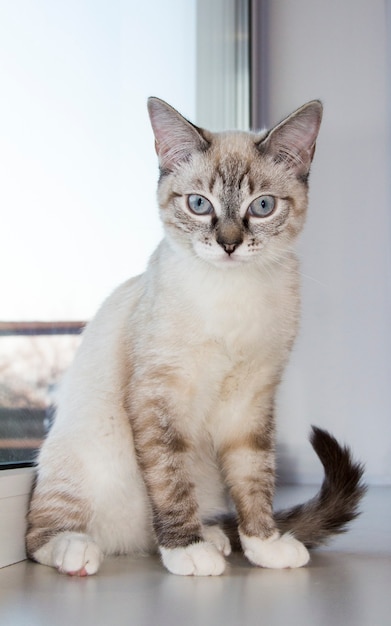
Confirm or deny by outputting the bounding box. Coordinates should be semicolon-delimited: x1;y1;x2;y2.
147;98;209;172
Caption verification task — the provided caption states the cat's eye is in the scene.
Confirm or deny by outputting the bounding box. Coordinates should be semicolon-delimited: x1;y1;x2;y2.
187;194;214;216
248;195;276;218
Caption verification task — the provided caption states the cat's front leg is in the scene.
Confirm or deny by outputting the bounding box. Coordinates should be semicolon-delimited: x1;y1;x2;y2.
130;401;226;576
219;419;309;569
239;531;309;569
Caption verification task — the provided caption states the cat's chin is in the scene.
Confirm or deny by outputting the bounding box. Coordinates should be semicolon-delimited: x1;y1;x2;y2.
203;256;249;270
195;250;252;269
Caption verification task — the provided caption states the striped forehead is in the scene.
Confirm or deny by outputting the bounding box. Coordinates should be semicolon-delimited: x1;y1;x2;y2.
205;156;253;216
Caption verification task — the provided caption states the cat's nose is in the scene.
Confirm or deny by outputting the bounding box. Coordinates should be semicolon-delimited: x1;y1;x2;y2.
221;242;239;255
216;221;243;255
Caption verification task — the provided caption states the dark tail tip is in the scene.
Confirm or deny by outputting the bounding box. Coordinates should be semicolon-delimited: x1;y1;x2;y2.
275;427;367;547
310;425;366;502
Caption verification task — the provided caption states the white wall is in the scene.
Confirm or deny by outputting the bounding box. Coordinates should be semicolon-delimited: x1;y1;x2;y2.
268;0;391;484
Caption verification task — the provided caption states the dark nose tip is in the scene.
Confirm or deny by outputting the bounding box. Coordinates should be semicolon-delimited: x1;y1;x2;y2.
222;243;238;255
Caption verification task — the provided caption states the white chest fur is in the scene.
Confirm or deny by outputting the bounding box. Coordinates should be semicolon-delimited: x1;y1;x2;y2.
145;242;300;363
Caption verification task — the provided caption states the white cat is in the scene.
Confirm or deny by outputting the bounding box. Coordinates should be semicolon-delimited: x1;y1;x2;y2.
26;98;365;576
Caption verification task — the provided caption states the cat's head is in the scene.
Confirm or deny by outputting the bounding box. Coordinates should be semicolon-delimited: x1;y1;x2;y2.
148;98;322;269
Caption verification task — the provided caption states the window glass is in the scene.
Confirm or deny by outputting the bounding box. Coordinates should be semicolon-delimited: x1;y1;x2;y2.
0;0;196;466
0;325;83;464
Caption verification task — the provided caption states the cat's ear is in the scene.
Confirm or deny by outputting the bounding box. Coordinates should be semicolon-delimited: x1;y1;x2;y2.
147;97;209;171
258;101;323;179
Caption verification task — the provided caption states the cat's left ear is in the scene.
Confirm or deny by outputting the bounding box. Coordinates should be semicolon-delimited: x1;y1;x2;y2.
147;97;209;172
258;100;323;180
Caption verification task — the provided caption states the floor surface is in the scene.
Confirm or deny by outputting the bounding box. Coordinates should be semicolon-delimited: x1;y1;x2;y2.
0;486;390;626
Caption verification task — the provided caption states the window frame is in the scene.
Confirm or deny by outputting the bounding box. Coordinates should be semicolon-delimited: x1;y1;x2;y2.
196;0;250;130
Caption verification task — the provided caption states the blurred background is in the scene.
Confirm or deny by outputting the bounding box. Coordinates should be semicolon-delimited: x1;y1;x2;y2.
0;1;390;485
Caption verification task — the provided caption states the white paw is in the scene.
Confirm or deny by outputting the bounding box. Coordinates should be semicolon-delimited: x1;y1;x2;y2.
240;531;310;569
35;532;103;576
203;525;232;556
160;541;226;576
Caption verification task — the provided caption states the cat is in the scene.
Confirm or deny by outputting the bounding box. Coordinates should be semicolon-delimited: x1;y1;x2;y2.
25;98;365;577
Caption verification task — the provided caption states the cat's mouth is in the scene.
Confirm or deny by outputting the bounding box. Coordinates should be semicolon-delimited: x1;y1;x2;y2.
193;240;256;268
219;252;245;264
204;250;250;269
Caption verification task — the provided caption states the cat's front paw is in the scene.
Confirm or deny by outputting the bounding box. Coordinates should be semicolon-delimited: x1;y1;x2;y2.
240;531;309;569
34;531;103;576
160;541;226;576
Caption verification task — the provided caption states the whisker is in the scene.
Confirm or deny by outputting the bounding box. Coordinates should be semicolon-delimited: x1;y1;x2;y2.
259;248;328;288
298;271;327;288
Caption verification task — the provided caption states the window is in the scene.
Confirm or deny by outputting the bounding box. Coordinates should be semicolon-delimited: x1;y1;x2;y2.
0;322;84;465
0;0;197;468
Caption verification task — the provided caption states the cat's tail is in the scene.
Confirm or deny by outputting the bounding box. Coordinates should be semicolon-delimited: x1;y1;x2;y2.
273;426;366;548
216;427;366;550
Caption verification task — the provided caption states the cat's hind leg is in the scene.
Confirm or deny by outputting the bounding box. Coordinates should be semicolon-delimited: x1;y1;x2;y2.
25;449;104;576
26;485;104;576
31;532;103;576
203;524;232;556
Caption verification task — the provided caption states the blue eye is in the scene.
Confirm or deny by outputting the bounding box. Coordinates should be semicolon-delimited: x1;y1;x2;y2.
188;194;214;215
248;195;276;218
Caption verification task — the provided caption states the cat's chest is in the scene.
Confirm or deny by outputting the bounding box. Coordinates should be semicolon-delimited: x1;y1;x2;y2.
181;265;297;355
135;252;299;372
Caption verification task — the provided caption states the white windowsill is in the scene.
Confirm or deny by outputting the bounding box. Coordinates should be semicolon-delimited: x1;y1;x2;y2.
0;467;35;568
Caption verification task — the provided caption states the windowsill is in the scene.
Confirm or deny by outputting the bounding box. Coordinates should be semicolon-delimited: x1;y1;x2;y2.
0;467;35;568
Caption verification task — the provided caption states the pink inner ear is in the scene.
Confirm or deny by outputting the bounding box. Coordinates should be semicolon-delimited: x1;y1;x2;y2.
147;97;208;171
262;101;322;174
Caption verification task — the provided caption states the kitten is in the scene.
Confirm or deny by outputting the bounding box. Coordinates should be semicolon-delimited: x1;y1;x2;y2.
26;98;365;577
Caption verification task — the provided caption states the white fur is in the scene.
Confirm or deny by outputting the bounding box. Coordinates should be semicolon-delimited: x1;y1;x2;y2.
35;532;103;576
240;531;310;569
160;542;226;576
